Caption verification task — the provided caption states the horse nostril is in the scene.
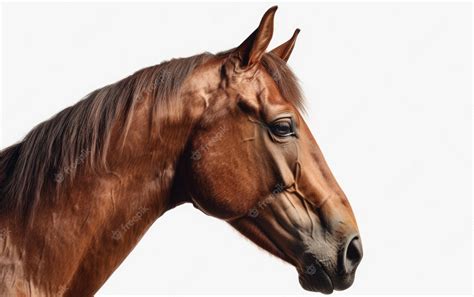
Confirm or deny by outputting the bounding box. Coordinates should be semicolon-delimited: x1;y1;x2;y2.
343;235;363;273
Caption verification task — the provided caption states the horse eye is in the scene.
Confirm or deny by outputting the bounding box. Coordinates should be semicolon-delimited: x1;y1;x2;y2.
270;119;295;137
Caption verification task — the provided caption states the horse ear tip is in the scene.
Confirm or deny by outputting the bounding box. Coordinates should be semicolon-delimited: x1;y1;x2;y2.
295;28;301;35
267;5;278;15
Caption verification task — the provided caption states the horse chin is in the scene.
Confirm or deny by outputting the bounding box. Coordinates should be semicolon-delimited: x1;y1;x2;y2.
298;272;333;294
296;260;334;294
296;253;356;294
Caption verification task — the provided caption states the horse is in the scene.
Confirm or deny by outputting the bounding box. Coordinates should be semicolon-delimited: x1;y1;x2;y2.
0;6;362;296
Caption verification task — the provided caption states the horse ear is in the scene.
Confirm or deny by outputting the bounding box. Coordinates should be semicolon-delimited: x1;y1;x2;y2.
235;6;277;68
270;29;300;62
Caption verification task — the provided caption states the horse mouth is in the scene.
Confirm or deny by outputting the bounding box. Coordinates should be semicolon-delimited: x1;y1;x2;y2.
297;258;334;294
230;194;361;294
259;233;336;294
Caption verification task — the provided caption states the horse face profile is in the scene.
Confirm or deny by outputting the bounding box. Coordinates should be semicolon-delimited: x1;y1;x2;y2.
181;7;362;293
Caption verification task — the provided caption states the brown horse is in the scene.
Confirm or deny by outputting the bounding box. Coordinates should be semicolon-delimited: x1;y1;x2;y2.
0;6;362;296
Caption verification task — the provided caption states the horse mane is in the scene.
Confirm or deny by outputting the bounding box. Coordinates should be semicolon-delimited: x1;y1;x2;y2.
0;51;304;218
0;53;213;216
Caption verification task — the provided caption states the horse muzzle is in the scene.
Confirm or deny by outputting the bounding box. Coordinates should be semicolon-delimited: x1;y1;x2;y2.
256;190;363;293
297;234;363;293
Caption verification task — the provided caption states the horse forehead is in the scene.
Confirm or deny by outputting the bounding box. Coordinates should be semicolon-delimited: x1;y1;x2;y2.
257;70;292;108
236;67;285;96
191;59;292;112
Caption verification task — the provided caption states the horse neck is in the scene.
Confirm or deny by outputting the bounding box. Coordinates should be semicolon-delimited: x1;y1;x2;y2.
2;95;198;296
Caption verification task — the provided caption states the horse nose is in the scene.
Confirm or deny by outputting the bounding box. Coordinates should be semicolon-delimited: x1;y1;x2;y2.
340;235;363;274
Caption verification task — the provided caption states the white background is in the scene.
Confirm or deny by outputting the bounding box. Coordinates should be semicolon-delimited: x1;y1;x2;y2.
1;2;472;295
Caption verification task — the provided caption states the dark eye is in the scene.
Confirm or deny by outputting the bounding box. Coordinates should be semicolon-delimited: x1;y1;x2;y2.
270;119;295;137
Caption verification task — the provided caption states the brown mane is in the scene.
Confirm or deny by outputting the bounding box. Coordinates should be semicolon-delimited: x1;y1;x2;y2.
0;53;213;217
0;52;304;218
